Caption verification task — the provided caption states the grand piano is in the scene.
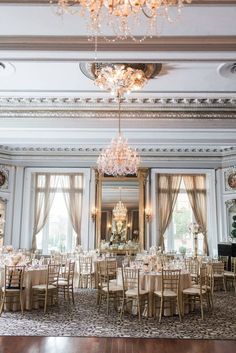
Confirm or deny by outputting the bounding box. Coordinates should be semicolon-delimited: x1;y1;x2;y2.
218;242;236;270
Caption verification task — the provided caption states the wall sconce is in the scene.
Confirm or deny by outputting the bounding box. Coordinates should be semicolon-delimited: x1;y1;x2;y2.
91;207;98;222
145;208;152;222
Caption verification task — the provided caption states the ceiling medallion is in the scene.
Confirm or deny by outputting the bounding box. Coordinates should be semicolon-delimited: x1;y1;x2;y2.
55;1;191;41
80;62;162;95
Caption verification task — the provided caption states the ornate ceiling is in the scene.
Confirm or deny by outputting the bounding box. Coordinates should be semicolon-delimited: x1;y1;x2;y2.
0;0;235;166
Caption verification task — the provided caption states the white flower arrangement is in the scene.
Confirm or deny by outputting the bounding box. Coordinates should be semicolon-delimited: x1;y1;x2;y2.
188;223;201;235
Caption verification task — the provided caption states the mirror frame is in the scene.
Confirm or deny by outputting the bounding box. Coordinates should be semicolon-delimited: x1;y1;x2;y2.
94;168;149;250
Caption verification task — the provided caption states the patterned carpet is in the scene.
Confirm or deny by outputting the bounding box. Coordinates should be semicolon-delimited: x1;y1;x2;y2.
0;289;236;339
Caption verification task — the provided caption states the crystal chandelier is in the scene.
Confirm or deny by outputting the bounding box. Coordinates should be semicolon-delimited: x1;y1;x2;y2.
94;64;147;96
113;188;127;221
56;0;192;40
97;96;140;176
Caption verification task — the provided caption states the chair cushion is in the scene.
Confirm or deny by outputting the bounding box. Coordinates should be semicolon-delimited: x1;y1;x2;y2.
102;285;123;293
224;271;235;277
125;288;149;296
57;280;68;286
192;284;211;290
183;287;206;295
1;286;21;292
154;289;177;297
32;284;56;290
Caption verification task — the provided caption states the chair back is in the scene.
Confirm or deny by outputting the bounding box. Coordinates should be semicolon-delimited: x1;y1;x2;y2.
218;256;229;270
64;261;75;285
185;258;199;275
97;259;117;288
161;269;180;294
78;256;93;274
231;257;236;273
122;267;140;292
4;265;25;290
211;262;224;275
47;264;60;287
199;266;209;294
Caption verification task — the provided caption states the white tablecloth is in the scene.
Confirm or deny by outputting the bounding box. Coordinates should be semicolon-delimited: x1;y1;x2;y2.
0;267;47;311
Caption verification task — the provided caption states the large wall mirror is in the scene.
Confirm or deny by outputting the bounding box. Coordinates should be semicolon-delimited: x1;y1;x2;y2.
95;169;148;251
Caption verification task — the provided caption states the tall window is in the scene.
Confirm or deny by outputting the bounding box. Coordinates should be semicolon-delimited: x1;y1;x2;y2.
34;174;83;254
163;178;204;255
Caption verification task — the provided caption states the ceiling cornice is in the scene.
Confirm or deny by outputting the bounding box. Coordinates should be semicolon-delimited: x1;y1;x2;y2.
0;35;235;52
1;110;236;120
0;96;235;110
0;144;235;156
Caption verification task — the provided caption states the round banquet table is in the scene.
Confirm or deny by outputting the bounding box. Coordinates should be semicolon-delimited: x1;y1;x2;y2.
0;267;47;311
117;269;191;317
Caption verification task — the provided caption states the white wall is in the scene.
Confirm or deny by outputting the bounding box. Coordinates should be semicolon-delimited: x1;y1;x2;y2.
216;168;236;244
1;159;236;255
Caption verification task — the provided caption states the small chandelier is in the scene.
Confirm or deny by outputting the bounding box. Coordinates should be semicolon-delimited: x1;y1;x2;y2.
94;64;147;96
97;96;140;176
113;188;127;221
56;1;191;40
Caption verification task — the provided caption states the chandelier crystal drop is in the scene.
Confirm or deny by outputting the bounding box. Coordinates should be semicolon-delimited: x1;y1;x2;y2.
113;200;127;221
56;0;192;40
94;64;148;96
97;133;140;176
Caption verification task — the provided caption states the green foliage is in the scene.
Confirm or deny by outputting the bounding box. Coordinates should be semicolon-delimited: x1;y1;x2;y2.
173;209;191;239
231;229;236;238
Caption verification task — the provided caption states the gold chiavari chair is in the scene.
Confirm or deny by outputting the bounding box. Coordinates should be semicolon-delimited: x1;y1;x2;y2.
32;264;60;313
0;265;25;315
57;261;75;304
224;257;236;292
97;260;123;315
185;258;199;284
78;256;95;289
182;266;210;320
218;256;229;270
120;267;149;322
192;264;214;310
210;262;226;293
154;269;181;323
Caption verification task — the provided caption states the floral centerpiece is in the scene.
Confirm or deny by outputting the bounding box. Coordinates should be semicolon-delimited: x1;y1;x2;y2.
188;223;201;235
5;245;14;253
188;222;202;257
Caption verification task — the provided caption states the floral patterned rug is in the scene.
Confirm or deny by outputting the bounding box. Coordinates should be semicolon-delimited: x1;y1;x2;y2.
0;289;236;339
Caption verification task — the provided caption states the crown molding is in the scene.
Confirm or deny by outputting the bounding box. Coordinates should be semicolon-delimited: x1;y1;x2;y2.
0;144;235;155
1;110;236;120
0;35;236;52
0;96;236;119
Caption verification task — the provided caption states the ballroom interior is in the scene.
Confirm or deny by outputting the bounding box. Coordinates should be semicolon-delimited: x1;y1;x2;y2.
0;1;236;352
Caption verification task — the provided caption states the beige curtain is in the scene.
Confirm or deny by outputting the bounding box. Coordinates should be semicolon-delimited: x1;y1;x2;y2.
183;175;208;255
60;174;83;246
157;174;182;250
32;174;59;251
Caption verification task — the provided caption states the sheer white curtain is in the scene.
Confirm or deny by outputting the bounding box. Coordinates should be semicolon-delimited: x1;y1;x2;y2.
183;174;208;255
32;174;59;251
60;174;84;246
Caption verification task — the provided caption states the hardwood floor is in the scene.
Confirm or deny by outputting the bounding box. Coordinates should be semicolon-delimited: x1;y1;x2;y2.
0;337;235;353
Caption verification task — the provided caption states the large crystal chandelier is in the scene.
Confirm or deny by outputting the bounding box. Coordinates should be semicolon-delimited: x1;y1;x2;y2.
94;64;147;96
97;96;140;176
56;0;192;40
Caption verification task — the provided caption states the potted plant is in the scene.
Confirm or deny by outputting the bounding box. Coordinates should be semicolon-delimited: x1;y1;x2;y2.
231;215;236;241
